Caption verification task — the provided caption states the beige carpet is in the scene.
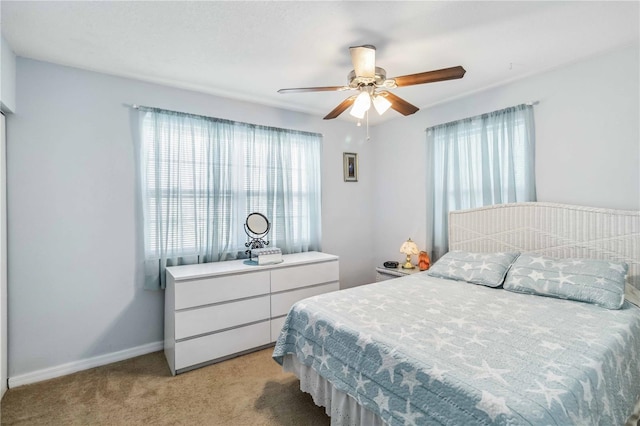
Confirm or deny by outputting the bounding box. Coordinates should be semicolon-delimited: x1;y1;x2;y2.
1;348;329;425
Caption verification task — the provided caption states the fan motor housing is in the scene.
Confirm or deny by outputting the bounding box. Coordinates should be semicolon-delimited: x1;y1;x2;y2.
348;67;393;88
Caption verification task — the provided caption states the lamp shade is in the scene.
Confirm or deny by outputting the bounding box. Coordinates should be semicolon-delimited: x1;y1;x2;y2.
349;91;371;119
399;238;419;255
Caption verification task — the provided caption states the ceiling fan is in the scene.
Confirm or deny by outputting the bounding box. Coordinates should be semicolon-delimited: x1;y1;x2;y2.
278;45;466;120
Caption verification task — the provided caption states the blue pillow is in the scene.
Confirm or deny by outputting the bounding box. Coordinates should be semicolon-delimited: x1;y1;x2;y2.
503;254;627;309
427;251;520;288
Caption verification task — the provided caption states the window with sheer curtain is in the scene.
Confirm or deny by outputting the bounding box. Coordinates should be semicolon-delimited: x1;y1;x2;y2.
138;107;322;289
427;104;536;260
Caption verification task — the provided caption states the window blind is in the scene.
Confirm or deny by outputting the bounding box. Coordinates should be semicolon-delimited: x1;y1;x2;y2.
139;107;322;289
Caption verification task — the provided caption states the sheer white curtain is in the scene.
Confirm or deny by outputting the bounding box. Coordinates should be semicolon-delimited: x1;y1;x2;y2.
138;107;322;289
243;125;322;254
427;104;536;260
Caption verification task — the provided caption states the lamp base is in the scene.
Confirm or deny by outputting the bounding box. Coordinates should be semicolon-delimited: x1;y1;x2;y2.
402;259;415;269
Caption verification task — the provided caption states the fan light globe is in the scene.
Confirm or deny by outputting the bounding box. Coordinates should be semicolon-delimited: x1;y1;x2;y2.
372;94;392;115
400;238;419;269
349;91;371;119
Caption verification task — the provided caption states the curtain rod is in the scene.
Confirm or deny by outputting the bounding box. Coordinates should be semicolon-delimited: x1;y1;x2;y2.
128;104;323;138
424;101;538;133
134;102;542;108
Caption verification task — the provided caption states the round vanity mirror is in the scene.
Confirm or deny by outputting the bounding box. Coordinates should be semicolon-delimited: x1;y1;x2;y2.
246;212;270;236
244;212;271;260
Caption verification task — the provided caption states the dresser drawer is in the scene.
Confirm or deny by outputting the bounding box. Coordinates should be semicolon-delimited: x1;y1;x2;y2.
271;316;287;342
270;261;339;293
271;281;339;318
175;296;270;340
175;321;270;371
175;271;269;310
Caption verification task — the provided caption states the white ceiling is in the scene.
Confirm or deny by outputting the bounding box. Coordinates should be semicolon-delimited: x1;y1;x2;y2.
1;1;638;124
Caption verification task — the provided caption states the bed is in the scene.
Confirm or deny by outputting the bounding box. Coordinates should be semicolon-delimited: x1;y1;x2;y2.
272;202;640;425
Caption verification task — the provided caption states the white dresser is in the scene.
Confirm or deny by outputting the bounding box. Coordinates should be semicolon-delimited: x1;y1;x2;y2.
164;251;339;375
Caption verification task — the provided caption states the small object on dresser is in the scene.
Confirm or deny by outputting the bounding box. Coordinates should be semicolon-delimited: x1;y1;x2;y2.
252;247;283;265
383;261;399;269
418;251;431;271
244;212;271;255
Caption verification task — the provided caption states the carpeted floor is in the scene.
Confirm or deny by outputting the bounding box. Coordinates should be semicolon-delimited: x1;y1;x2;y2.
1;348;329;425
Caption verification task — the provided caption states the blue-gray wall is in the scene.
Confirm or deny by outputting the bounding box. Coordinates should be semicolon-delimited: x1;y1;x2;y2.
7;58;375;378
372;44;640;267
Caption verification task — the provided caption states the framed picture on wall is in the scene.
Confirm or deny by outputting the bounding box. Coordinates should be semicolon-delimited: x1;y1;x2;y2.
343;152;358;182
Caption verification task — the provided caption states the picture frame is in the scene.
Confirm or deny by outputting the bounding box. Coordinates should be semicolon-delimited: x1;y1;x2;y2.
343;152;358;182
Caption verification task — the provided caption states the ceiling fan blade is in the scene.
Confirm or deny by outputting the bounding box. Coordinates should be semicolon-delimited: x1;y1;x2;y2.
278;86;348;94
379;91;419;116
392;66;466;87
350;45;376;78
323;96;357;120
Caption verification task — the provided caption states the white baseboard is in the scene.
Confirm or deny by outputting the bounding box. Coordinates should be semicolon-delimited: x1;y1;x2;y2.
8;341;163;388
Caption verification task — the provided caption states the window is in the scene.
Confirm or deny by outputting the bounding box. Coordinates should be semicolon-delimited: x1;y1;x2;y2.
139;107;322;289
428;104;536;260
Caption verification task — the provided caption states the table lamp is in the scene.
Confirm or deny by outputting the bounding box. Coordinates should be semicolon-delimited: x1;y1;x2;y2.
400;238;419;269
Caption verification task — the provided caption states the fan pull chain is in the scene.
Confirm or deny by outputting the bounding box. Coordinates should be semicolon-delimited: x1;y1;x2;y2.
366;109;370;141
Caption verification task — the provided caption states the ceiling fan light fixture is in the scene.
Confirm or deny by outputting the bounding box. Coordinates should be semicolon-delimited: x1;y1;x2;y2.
278;44;466;121
372;94;392;115
349;91;371;119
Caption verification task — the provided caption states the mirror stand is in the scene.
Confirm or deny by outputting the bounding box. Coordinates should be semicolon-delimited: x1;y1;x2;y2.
244;212;271;261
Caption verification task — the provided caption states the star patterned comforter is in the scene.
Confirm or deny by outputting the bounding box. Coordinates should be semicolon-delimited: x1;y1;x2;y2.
272;273;640;425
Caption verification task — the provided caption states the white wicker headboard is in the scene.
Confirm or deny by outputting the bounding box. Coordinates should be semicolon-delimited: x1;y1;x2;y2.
448;202;640;289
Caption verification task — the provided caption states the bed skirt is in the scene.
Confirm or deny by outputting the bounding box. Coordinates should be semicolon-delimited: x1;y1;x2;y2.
283;354;385;426
283;353;640;426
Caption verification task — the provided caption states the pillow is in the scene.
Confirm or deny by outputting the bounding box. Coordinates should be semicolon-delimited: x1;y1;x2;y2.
426;250;520;288
503;254;627;309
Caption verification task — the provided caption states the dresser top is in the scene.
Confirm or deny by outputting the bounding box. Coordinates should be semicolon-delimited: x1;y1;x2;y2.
167;251;339;281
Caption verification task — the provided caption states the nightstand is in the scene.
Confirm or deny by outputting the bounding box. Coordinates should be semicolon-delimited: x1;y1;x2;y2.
375;266;425;282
